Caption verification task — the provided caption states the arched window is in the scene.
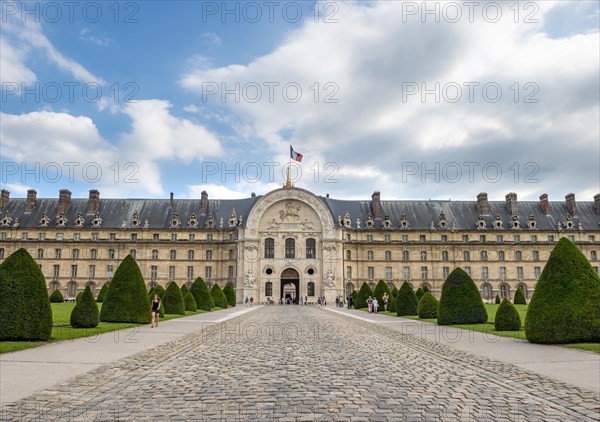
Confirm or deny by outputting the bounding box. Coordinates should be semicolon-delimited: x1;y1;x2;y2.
500;284;509;299
307;282;315;296
86;281;96;296
265;238;275;259
517;283;528;299
285;238;295;259
387;282;395;291
265;281;273;297
306;238;316;259
345;282;354;298
67;281;78;297
482;283;492;300
49;281;60;294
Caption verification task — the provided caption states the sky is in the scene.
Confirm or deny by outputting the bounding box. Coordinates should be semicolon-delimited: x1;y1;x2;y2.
1;0;599;202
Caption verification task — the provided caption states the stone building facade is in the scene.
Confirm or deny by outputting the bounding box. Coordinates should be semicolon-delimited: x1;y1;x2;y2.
0;187;599;304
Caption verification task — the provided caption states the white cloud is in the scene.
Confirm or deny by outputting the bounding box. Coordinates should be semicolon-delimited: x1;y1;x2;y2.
0;36;36;84
203;32;222;46
79;28;111;47
180;1;599;200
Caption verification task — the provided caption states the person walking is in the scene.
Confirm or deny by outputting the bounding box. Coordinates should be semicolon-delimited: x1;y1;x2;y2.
150;294;161;328
383;293;389;312
367;296;373;314
245;296;249;307
249;296;254;306
305;296;308;306
373;297;379;314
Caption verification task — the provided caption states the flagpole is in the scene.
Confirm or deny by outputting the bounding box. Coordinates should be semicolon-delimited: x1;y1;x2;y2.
285;146;292;188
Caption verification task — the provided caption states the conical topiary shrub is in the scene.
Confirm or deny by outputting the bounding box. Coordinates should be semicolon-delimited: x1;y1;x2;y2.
100;255;150;324
495;295;501;304
437;267;487;325
96;282;109;303
163;281;186;315
180;284;189;296
513;288;526;305
388;287;399;313
495;298;521;331
223;283;236;307
355;282;373;309
373;280;391;310
396;282;418;316
422;285;430;293
418;291;439;319
525;238;600;344
210;284;228;309
190;277;213;311
148;287;156;301
415;287;425;302
0;248;53;340
154;284;166;299
70;285;99;328
351;290;358;304
49;289;64;303
76;291;83;303
184;290;197;312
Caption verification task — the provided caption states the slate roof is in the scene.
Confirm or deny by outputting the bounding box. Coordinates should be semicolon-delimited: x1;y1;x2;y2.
1;191;598;231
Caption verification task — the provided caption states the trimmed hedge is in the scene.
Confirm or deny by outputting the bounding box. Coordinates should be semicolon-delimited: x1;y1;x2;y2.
495;295;501;304
437;267;487;325
513;288;526;305
163;282;186;315
495;298;521;331
154;284;166;299
355;282;373;309
210;284;228;309
70;285;99;328
418;292;439;319
96;282;109;303
180;285;189;296
184;290;197;312
190;277;214;311
422;285;430;293
396;282;418;316
0;248;53;341
223;283;236;307
373;280;391;309
351;290;358;303
50;289;64;303
415;287;425;302
100;255;150;324
388;287;399;313
76;292;83;303
525;238;600;344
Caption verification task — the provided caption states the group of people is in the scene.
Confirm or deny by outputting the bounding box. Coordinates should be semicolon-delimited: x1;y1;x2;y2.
316;296;327;306
334;295;345;307
366;293;389;314
244;296;255;306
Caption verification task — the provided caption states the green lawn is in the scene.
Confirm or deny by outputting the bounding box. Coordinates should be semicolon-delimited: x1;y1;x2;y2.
0;302;213;354
357;304;599;354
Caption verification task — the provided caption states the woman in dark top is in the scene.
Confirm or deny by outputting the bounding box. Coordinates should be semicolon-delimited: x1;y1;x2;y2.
151;294;161;328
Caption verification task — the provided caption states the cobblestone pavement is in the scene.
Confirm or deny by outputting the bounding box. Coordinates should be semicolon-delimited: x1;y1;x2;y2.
1;306;599;421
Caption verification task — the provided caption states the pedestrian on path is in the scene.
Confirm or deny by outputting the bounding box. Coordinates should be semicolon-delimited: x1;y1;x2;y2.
305;296;308;305
250;296;254;306
245;296;249;307
373;298;379;314
150;294;161;328
367;296;373;313
383;293;388;312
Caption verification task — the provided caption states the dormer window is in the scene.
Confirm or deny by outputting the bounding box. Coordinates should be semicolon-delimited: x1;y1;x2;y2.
383;215;391;228
343;212;352;228
475;216;486;230
188;212;198;227
399;213;409;229
510;215;521;230
526;214;537;229
205;214;215;228
131;211;140;227
91;213;103;227
170;213;181;228
74;212;85;227
57;213;68;227
0;212;12;227
39;212;51;227
365;214;374;228
493;214;503;229
228;209;237;227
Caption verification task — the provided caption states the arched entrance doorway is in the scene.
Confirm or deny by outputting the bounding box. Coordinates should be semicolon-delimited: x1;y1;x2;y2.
280;268;299;304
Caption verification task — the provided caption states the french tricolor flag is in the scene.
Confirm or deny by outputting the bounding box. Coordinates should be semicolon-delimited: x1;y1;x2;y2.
290;145;303;162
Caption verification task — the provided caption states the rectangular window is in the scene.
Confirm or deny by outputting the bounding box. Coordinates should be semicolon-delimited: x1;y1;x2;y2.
153;234;160;241
568;235;575;242
71;264;78;279
74;233;80;241
205;266;212;279
55;248;62;259
89;265;96;279
109;233;116;241
548;235;555;242
72;249;80;259
150;265;157;280
285;239;295;259
481;251;488;261
480;235;486;242
367;267;374;280
306;238;316;259
107;265;114;279
514;235;520;243
402;234;408;243
168;266;176;280
589;235;596;242
441;235;448;243
188;250;195;260
515;251;522;261
443;266;449;279
187;266;194;280
229;249;235;260
39;233;46;240
498;251;505;261
367;235;373;242
403;266;410;281
419;235;426;242
130;249;136;259
152;250;159;260
462;235;469;242
442;251;449;261
91;233;99;241
384;234;391;243
517;267;524;280
385;251;392;261
496;235;503;242
463;251;470;261
21;232;28;240
367;251;374;261
207;234;213;242
90;249;97;259
109;249;115;259
420;251;427;261
53;264;60;279
421;267;428;281
228;266;234;281
531;235;538;242
170;250;177;260
403;251;409;261
534;266;541;279
0;232;6;240
499;266;506;280
464;266;471;276
533;251;539;261
482;267;488;281
591;251;597;261
189;234;195;241
171;234;177;242
346;266;352;279
265;238;275;259
37;248;44;259
56;233;64;241
206;250;213;260
385;267;392;280
131;233;137;241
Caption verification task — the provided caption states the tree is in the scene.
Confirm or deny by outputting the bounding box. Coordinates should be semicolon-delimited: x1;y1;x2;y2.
190;277;214;311
148;287;156;301
50;289;64;303
437;267;487;325
76;291;83;303
0;248;53;340
163;281;186;315
494;298;521;331
372;280;391;310
396;282;418;316
388;287;399;313
154;284;166;299
351;290;358;303
422;285;430;293
70;285;99;328
184;290;197;312
513;288;526;305
223;283;236;307
525;238;600;344
355;282;373;309
96;282;109;303
210;284;228;309
418;291;439;319
495;295;501;304
180;284;189;296
415;287;425;302
100;255;150;324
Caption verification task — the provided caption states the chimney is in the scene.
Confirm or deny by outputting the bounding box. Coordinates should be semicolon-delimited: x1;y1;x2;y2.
594;193;600;215
57;189;72;215
505;192;518;215
86;189;100;214
0;190;9;209
371;191;382;219
200;190;208;215
477;192;490;215
565;193;576;216
170;192;174;208
25;189;37;212
539;193;550;215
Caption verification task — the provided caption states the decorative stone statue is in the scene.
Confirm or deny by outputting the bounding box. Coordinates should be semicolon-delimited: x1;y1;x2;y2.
324;269;334;287
244;269;256;287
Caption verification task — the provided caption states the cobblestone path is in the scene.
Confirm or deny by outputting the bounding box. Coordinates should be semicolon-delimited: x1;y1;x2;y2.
2;305;599;421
